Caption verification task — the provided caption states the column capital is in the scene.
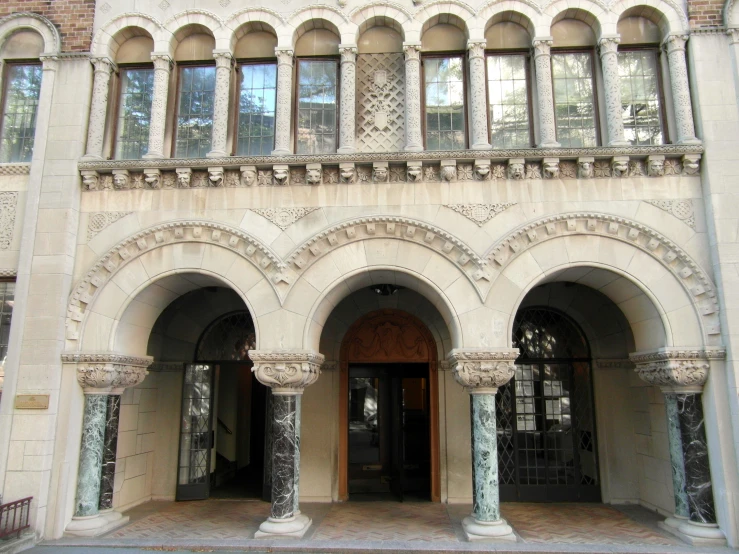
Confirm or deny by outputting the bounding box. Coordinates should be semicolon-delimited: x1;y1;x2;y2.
629;347;725;392
91;57;117;74
212;49;233;68
339;43;358;61
663;34;689;53
63;352;152;394
39;55;59;72
532;37;553;57
249;349;324;394
403;42;422;60
275;48;294;65
151;52;173;71
728;28;739;44
598;35;620;54
467;39;486;59
447;348;519;394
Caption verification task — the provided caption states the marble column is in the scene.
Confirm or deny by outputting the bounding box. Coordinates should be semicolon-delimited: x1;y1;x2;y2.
631;348;726;546
663;35;701;145
598;36;629;146
273;48;294;156
208;50;233;158
403;42;424;152
83;57;115;160
532;37;560;148
143;53;172;159
63;353;151;537
338;45;358;154
468;40;491;150
448;348;519;542
249;350;324;539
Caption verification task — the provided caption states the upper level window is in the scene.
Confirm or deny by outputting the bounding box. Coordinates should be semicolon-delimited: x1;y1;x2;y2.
552;52;597;147
114;67;154;159
423;56;466;150
237;63;277;156
0;63;42;163
296;59;338;155
487;54;531;148
619;50;663;145
174;65;216;158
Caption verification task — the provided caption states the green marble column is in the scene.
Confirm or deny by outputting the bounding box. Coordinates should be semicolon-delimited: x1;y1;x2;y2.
471;393;500;521
664;393;689;518
74;394;108;517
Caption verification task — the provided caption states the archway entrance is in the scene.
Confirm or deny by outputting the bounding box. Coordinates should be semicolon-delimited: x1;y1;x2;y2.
498;307;600;502
339;309;440;502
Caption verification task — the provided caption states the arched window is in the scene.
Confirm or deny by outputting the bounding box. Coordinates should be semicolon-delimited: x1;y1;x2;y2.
195;310;256;362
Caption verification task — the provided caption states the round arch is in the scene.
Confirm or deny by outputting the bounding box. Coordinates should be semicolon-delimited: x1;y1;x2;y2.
541;0;615;37
224;8;285;51
162;10;229;54
286;6;356;46
612;0;688;36
91;13;161;59
350;4;418;43
478;2;540;38
0;12;60;55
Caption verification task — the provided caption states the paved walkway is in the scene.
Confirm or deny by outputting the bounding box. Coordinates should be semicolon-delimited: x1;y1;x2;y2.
33;500;735;553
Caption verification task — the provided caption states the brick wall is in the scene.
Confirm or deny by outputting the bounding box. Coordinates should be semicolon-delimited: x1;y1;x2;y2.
0;0;95;52
688;0;725;28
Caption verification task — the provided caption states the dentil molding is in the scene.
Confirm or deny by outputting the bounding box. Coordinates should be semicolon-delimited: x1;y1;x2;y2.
447;348;520;394
248;350;324;394
62;352;153;394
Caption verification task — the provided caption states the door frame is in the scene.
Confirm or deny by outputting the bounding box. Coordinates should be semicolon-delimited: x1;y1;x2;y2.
338;309;441;501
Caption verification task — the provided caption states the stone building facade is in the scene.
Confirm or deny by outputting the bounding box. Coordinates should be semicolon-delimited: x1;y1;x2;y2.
0;0;738;547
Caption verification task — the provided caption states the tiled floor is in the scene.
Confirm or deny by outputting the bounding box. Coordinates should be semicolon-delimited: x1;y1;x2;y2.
104;499;683;547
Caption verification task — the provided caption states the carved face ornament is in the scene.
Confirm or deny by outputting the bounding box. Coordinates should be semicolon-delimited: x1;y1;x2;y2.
177;172;191;188
274;168;289;186
611;161;628;177
373;168;388;182
209;170;223;186
340;167;355;183
543;162;559;179
113;173;129;189
578;161;593;178
474;165;490;180
648;160;664;177
82;174;98;190
240;169;256;187
306;168;322;185
407;165;422;182
508;164;525;180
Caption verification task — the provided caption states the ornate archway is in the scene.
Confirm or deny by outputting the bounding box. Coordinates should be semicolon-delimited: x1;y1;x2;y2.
338;309;440;501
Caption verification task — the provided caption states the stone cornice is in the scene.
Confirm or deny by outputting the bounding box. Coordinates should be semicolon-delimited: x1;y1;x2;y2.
248;350;325;394
447;348;520;394
63;352;153;394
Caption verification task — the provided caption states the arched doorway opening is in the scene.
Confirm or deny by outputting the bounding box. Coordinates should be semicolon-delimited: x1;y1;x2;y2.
339;309;440;502
498;306;600;502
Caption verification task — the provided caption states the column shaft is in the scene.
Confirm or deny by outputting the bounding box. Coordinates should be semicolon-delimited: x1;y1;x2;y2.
664;35;700;144
532;38;559;148
208;51;232;157
144;54;172;159
599;37;628;146
271;393;297;519
664;393;690;518
403;43;423;152
74;394;108;517
471;393;500;521
98;395;121;511
294;395;302;513
273;49;294;156
338;45;357;154
84;58;115;160
468;41;491;150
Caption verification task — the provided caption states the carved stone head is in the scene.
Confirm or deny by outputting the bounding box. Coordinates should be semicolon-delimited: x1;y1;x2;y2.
507;162;525;180
611;159;629;178
144;170;160;189
440;165;456;182
340;165;355;184
373;167;388;183
407;164;422;182
542;160;559;179
273;166;289;186
208;168;224;186
112;171;129;189
577;160;594;179
176;169;191;188
647;157;664;177
81;171;99;190
306;165;322;185
682;158;700;176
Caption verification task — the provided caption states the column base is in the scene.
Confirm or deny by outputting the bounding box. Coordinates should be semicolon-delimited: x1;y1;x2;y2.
537;141;561;148
471;142;492;150
337;146;356;154
677;137;703;146
404;145;424;152
271;148;291;156
206;150;228;158
254;513;312;539
461;516;517;542
607;140;631;147
659;518;726;546
64;511;129;537
80;154;104;161
142;152;164;160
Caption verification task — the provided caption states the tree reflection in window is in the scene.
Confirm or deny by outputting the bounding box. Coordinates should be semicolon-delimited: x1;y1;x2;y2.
487;54;531;148
619;50;663;146
0;64;42;163
115;68;154;159
513;307;589;360
175;66;216;158
296;59;338;154
237;63;277;155
196;310;256;362
552;52;597;147
424;56;466;150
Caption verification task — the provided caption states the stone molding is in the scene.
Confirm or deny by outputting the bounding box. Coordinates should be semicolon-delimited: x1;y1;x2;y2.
445;203;516;226
87;211;133;240
447;348;520;394
62;352;153;394
0;164;30;175
253;207;319;230
485;212;721;341
249;350;324;394
630;348;726;392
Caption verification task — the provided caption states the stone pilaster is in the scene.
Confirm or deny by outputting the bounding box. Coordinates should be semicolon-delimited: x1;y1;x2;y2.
338;45;358;154
663;35;700;145
143;53;172;159
83;57;115;160
532;38;559;148
631;348;726;546
448;348;518;542
63;353;152;537
403;42;424;152
468;40;491;150
598;36;628;146
249;350;324;538
208;50;233;158
273;48;294;156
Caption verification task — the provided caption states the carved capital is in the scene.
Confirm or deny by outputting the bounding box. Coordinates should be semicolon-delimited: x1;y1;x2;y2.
212;50;233;69
339;44;358;63
448;348;520;394
630;347;725;392
467;40;486;59
532;37;553;58
403;42;422;61
275;48;294;65
728;28;739;45
249;350;325;394
598;36;620;56
151;53;173;72
91;57;116;75
63;352;152;394
663;34;688;54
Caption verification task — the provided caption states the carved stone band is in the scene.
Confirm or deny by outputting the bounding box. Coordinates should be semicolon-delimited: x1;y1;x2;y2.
447;348;520;394
629;347;726;392
249;350;324;394
62;352;153;394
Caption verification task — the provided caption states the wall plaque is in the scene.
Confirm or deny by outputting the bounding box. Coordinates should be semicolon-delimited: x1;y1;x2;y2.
15;394;50;409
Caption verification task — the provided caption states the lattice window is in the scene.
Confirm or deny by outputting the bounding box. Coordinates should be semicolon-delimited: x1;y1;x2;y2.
356;54;405;153
196;310;256;362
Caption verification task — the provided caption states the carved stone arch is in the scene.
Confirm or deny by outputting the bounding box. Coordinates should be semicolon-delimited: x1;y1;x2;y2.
284;215;492;301
415;1;475;37
0;12;60;55
66;220;283;347
162;9;227;54
611;0;688;36
542;0;616;37
484;212;720;345
287;6;356;45
223;8;285;52
91;13;162;59
725;0;739;26
350;3;419;43
478;2;541;38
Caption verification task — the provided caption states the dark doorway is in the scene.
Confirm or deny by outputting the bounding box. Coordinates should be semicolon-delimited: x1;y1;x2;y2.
498;307;600;502
348;363;431;501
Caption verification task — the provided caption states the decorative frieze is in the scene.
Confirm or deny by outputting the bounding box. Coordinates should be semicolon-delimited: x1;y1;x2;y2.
253;207;319;231
0;163;30;176
646;199;696;229
87;211;133;240
0;192;17;250
445;203;516;226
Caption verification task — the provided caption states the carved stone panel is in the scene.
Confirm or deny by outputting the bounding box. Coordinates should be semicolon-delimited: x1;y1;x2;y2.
0;192;18;250
356;54;405;153
342;309;433;363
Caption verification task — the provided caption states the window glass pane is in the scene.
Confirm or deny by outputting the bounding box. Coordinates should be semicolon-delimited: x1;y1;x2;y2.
619;50;663;145
551;52;597;147
237;63;277;156
424;56;465;150
114;68;154;159
175;66;216;158
487;54;531;148
296;59;338;155
0;65;42;163
0;282;15;378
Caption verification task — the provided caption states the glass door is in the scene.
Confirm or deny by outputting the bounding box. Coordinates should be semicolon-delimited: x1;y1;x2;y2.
176;363;215;500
